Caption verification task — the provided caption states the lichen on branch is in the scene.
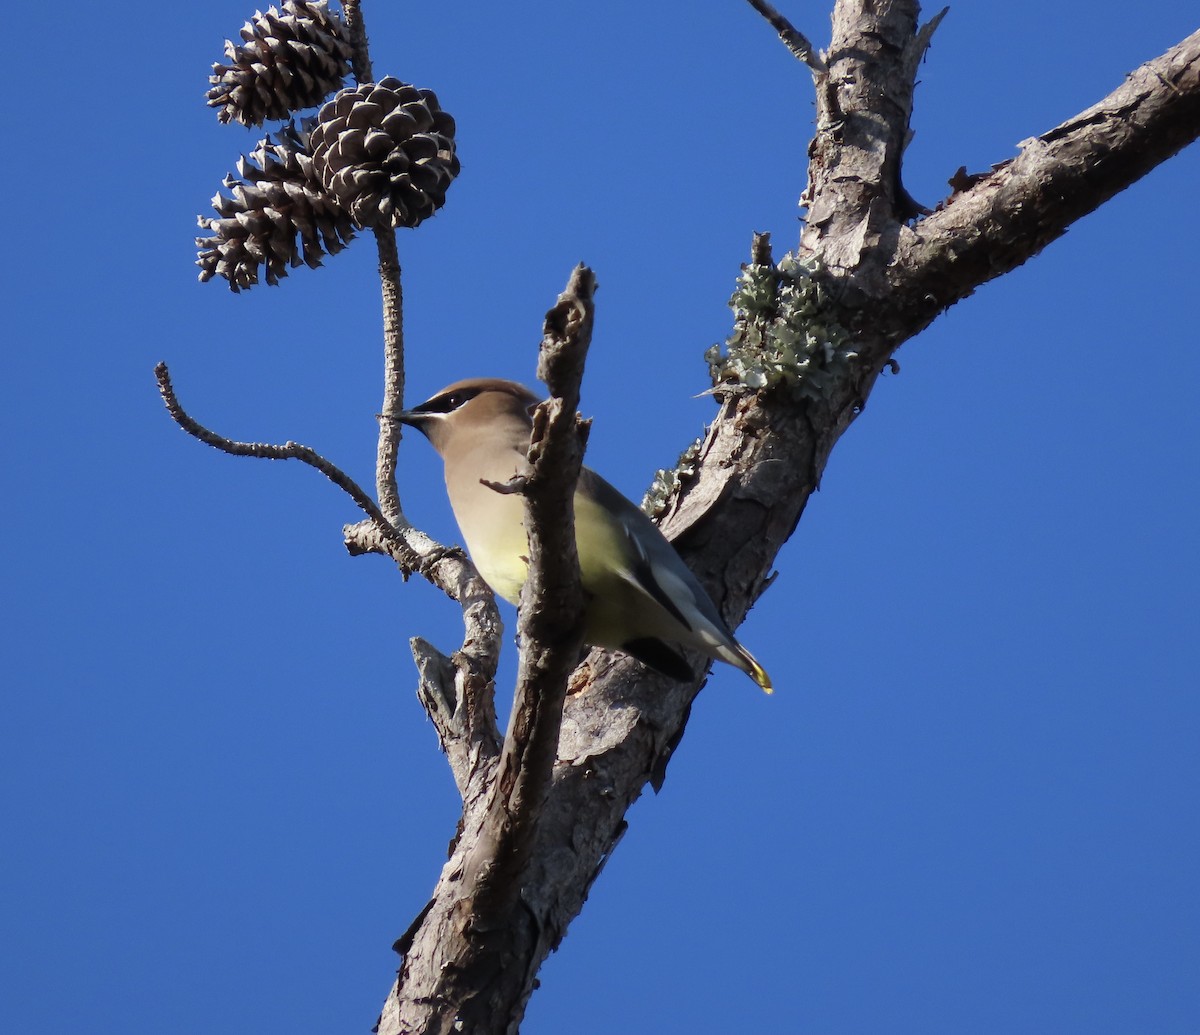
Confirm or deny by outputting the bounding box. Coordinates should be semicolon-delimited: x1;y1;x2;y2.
707;250;858;398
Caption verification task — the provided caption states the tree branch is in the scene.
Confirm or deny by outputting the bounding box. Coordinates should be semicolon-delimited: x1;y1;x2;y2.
743;0;827;73
155;361;406;555
373;228;406;527
877;26;1200;356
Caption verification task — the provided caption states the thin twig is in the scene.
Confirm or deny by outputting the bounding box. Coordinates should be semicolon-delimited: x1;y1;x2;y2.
340;0;408;527
743;0;827;73
374;227;406;526
155;362;408;557
480;475;529;495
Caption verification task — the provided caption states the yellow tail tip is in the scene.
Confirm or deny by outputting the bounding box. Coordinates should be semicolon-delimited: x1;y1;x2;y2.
737;647;773;694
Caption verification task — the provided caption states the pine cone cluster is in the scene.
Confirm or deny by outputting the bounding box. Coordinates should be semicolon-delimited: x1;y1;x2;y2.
308;77;460;229
197;123;356;291
198;6;460;290
207;1;353;127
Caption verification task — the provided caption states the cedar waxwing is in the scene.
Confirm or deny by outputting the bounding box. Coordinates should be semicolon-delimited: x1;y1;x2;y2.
400;378;772;693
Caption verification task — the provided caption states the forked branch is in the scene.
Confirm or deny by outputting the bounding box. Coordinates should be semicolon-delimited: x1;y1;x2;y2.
878;25;1200;355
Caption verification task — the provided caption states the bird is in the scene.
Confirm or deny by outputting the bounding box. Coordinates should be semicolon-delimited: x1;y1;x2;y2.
399;377;772;693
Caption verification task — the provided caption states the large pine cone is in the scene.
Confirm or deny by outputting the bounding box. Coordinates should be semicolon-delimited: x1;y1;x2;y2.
207;1;353;127
197;123;355;291
308;77;460;229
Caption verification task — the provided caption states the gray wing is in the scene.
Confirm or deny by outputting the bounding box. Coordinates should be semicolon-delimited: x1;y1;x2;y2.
578;467;738;647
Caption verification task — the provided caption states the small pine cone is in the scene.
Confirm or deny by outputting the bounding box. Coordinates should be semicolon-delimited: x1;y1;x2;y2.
197;125;355;291
207;1;353;127
308;77;460;229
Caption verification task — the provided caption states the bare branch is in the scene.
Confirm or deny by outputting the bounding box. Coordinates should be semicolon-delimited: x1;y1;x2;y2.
878;26;1200;356
410;636;504;797
373;227;406;527
155;361;401;548
743;0;827;73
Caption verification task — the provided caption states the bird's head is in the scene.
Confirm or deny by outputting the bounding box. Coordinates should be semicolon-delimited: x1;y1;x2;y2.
399;378;540;456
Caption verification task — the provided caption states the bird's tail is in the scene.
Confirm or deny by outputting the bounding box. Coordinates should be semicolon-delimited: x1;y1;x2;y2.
732;643;772;695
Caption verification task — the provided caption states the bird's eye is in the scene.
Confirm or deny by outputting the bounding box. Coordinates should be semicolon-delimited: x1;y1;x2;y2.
420;389;476;414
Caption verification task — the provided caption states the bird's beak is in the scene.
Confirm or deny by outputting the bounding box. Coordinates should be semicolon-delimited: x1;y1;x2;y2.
397;409;437;441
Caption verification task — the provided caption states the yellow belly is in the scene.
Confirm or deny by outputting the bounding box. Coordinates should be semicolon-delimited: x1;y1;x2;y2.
447;447;532;606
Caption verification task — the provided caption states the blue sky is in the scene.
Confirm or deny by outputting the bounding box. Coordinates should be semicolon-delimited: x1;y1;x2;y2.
3;2;1197;1033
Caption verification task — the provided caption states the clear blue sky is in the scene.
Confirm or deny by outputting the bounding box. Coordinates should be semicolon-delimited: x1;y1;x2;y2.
3;2;1197;1032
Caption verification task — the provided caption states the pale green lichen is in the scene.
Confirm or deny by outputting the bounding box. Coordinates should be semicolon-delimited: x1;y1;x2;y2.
706;252;857;399
642;436;703;520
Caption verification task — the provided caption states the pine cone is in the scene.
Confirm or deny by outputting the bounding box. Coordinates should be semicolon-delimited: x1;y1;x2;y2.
308;77;460;229
207;1;353;127
197;123;355;291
